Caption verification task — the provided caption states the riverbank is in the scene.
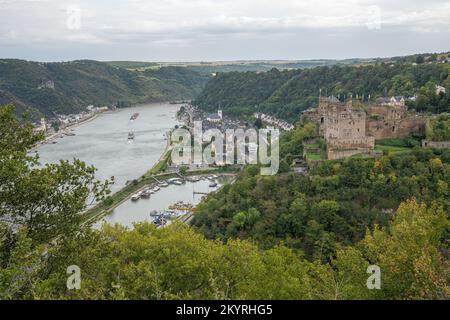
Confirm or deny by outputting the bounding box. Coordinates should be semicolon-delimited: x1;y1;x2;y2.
82;125;175;223
35;102;182;194
83;128;240;226
31;113;100;150
81;122;233;224
84;168;237;225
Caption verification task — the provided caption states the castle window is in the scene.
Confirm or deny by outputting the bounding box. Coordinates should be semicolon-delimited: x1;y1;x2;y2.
321;117;324;124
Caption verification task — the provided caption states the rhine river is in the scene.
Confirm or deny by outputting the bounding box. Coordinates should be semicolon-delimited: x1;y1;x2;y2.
37;103;180;193
96;179;226;228
36;102;228;228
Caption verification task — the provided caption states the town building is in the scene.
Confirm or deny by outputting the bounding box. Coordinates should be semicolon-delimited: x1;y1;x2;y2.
254;112;294;131
436;85;446;95
206;109;223;123
33;118;47;133
38;79;55;90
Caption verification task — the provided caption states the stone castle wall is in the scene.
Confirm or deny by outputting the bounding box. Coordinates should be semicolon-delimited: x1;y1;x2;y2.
327;136;375;149
327;148;381;160
367;117;426;140
327;149;365;160
325;110;367;141
367;105;407;120
422;140;450;149
305;97;427;160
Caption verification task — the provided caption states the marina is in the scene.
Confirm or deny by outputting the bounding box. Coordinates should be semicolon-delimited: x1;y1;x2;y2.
95;175;231;228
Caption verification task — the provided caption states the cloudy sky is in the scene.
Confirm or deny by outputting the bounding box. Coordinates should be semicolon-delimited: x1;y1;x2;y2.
0;0;449;62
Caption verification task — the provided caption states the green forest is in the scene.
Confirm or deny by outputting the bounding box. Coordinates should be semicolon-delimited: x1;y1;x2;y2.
427;114;450;141
107;52;449;75
192;123;450;259
0;59;210;117
194;61;450;121
1;104;448;300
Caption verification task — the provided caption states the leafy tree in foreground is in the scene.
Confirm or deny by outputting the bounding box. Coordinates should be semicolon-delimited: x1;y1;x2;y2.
0;104;112;244
9;198;445;300
329;199;449;300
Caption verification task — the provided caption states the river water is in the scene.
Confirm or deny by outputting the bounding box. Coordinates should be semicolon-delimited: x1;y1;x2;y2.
96;178;226;228
37;103;180;193
36;102;229;228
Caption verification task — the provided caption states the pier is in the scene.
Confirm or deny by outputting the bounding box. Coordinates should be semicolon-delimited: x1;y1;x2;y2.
152;176;162;184
176;172;186;180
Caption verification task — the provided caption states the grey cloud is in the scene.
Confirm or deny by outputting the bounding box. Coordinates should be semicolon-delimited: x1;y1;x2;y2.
0;0;449;61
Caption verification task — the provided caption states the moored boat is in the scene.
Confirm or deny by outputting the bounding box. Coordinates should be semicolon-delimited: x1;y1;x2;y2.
131;193;141;201
150;210;159;217
153;216;167;227
130;113;140;121
140;190;151;199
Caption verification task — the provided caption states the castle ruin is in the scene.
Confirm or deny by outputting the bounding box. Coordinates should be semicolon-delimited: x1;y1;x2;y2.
304;95;426;160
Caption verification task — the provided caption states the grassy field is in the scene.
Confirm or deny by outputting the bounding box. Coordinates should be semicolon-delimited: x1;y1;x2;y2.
374;137;418;155
145;150;172;176
375;144;412;154
304;143;320;149
306;153;322;161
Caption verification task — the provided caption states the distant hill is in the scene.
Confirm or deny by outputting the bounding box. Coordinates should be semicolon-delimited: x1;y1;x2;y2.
3;51;449;120
0;59;210;118
107;59;370;75
107;51;450;75
193;61;450;122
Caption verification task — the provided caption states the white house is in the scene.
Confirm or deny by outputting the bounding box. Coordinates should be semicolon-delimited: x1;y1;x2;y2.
436;85;446;95
207;109;223;123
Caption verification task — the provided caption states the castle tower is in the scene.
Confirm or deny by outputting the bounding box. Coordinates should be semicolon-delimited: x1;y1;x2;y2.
218;109;223;119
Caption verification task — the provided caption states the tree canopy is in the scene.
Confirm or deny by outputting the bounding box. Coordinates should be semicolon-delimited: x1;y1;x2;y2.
427;114;450;141
194;63;450;121
2;200;448;300
0;105;112;243
0;104;448;300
